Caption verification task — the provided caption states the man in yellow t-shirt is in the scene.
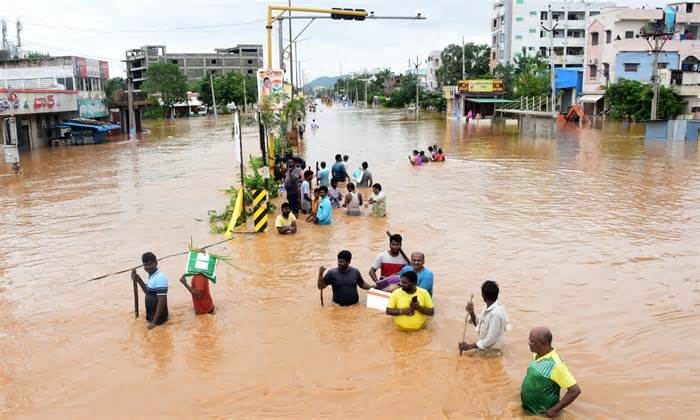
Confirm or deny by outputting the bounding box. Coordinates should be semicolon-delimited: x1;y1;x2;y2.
385;271;434;331
275;202;297;234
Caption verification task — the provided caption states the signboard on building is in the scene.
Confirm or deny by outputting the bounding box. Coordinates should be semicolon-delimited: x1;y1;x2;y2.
256;69;284;102
443;86;455;99
73;57;110;79
457;79;504;93
79;99;108;118
0;91;78;116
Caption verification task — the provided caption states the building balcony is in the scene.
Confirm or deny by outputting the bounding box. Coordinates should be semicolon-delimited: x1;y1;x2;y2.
564;55;584;65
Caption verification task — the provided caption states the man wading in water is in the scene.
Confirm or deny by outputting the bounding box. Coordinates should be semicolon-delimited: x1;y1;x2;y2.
318;250;374;306
131;252;169;329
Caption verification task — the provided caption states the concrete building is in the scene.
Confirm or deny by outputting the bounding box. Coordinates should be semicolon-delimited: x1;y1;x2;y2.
0;56;110;150
491;0;616;70
126;44;263;91
582;2;700;114
425;50;442;91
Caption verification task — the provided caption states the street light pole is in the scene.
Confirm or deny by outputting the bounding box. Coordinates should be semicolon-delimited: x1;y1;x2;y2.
409;56;422;119
541;5;559;119
462;36;466;80
210;73;218;117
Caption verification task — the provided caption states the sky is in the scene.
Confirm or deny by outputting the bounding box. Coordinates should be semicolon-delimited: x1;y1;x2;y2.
7;0;669;82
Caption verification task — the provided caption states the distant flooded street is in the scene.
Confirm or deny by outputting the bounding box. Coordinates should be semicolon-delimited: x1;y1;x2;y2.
1;107;699;418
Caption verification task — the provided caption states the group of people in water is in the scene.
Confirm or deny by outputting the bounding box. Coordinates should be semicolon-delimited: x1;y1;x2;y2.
274;152;386;234
130;117;581;417
409;144;446;166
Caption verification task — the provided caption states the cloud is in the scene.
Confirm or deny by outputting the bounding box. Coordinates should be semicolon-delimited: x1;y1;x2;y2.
11;0;669;81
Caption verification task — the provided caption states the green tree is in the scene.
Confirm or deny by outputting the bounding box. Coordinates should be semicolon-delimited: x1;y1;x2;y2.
436;43;490;86
494;63;515;97
511;54;550;98
25;51;51;60
104;77;126;108
605;79;682;121
142;63;188;114
197;72;257;111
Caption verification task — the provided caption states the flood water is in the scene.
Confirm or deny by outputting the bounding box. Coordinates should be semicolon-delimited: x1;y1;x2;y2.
1;107;699;418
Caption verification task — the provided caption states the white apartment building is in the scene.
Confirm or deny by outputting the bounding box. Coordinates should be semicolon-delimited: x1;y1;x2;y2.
425;50;442;91
491;0;616;70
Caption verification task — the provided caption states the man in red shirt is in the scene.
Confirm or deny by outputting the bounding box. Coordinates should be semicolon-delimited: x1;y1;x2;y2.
180;274;215;314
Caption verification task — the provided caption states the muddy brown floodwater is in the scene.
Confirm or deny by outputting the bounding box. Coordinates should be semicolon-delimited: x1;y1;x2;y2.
1;107;699;418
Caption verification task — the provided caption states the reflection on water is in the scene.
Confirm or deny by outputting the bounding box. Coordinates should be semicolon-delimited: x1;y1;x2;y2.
1;109;699;417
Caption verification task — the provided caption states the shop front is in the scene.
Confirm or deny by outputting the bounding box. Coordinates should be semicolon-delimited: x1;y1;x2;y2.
0;89;79;150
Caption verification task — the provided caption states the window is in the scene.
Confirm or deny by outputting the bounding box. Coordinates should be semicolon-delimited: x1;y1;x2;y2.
541;11;548;20
211;59;218;65
658;62;668;69
540;47;548;57
606;30;612;43
492;18;498;30
589;64;597;79
516;0;523;4
567;47;584;56
540;30;546;38
530;11;537;16
171;59;178;64
529;28;537;33
500;33;505;42
515;35;523;40
591;32;599;45
515;16;524;22
687;3;693;13
625;31;634;39
590;11;600;16
211;69;217;74
247;59;253;64
603;63;610;77
624;63;639;72
493;35;498;46
247;69;253;74
65;77;74;90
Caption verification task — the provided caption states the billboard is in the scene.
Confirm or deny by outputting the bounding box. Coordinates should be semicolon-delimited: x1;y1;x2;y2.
0;91;78;116
79;99;108;118
256;69;284;101
457;79;504;93
74;57;109;79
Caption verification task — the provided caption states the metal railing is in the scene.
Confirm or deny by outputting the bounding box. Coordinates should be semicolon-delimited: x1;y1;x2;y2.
495;95;552;113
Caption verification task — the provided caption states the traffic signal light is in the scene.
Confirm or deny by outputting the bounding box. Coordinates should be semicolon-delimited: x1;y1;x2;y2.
330;8;367;21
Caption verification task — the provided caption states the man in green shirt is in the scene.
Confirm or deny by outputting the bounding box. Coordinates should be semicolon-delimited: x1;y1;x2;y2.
520;327;582;417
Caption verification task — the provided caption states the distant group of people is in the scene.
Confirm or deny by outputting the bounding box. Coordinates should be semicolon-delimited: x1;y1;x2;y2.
275;152;386;234
409;144;445;166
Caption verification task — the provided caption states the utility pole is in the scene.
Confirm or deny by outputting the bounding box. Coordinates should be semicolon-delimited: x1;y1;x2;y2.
651;37;660;120
210;73;218;117
288;0;294;99
462;36;466;80
242;76;248;113
639;26;672;120
125;51;137;140
15;19;21;51
409;56;422;119
541;5;558;119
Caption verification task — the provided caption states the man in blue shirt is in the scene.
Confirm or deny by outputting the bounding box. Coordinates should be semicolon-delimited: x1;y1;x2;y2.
331;154;349;182
399;252;434;296
131;252;169;329
317;161;331;187
314;186;332;225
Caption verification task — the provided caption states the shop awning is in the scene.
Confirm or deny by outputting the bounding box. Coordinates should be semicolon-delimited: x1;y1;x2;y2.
579;94;604;103
51;122;121;132
465;98;514;104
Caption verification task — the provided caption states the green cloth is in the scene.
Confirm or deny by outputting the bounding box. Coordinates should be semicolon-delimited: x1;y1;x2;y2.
184;251;219;283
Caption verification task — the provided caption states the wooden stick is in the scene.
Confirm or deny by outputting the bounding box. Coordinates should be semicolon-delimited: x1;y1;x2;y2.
132;278;139;318
459;294;474;356
386;230;410;263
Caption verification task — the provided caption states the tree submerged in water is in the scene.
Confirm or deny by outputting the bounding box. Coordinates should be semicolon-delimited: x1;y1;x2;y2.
606;79;682;121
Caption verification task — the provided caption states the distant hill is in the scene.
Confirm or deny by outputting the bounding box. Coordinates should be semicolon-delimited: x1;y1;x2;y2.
306;75;349;89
